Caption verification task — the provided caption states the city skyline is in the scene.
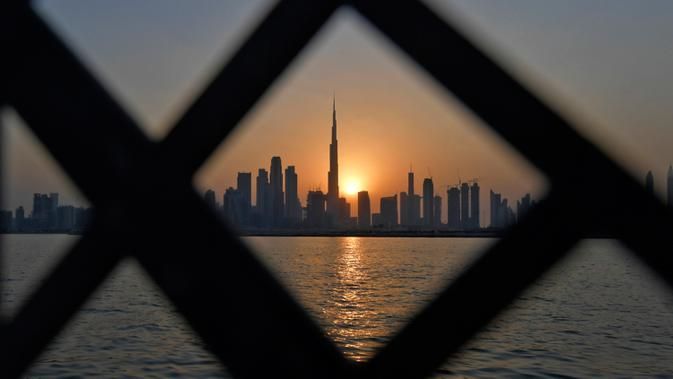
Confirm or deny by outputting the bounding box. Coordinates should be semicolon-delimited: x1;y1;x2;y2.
6;2;673;217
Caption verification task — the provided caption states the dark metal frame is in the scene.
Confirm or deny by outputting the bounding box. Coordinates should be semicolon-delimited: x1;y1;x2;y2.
2;1;672;378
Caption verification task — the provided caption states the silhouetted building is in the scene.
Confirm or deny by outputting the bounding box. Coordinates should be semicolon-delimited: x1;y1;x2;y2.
371;213;383;227
407;171;421;225
237;172;252;225
326;97;341;225
306;190;327;228
399;192;408;226
646;170;654;194
49;193;59;228
338;197;351;224
470;182;480;230
358;191;371;227
270;156;285;226
204;189;217;210
223;187;249;227
517;193;532;223
32;193;59;230
423;178;434;226
460;183;470;229
380;194;398;228
447;187;461;229
15;206;25;231
57;205;74;231
433;195;442;227
256;168;271;226
285;166;301;225
490;190;503;229
668;165;673;207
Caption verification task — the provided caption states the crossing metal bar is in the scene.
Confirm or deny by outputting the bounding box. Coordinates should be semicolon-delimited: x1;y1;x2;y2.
1;1;672;378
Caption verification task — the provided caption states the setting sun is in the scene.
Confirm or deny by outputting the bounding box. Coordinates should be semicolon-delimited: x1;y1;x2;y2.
344;179;360;195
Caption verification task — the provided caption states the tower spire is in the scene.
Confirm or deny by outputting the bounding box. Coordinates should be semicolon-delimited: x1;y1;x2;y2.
332;93;337;143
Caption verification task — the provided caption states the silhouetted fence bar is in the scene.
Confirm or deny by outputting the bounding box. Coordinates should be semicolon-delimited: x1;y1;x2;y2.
2;1;673;378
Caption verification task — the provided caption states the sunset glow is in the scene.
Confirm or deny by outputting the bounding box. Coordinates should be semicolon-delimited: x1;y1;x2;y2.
344;178;361;196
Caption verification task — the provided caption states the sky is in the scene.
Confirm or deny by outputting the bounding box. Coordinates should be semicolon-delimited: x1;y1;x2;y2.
4;0;673;225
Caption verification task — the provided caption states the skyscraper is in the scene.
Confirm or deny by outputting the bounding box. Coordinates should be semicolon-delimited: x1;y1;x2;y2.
307;190;327;228
358;191;371;227
256;168;271;226
237;172;252;210
433;195;442;227
447;187;460;229
399;192;408;225
237;172;252;225
645;170;654;194
326;97;340;224
380;194;398;227
470;182;480;230
407;170;421;225
517;193;531;222
461;182;470;229
668;165;673;207
423;178;434;226
270;156;284;226
285;166;301;224
490;190;502;229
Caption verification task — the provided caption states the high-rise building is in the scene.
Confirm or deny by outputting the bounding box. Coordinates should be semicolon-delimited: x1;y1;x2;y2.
15;206;24;231
646;170;654;194
237;172;252;225
422;178;434;226
358;191;371;227
447;187;460;229
338;197;350;224
461;183;470;229
380;194;398;227
490;190;502;229
256;168;271;226
49;193;59;229
57;205;74;231
433;195;442;227
399;192;408;226
410;194;421;225
408;171;415;196
668;165;673;207
237;172;252;209
326;97;340;225
408;171;422;225
470;182;480;230
307;190;327;228
31;193;59;229
284;166;301;224
270;156;284;226
517;193;532;222
223;187;249;227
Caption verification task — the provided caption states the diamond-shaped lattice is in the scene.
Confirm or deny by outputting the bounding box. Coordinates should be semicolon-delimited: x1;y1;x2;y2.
3;1;673;378
195;8;546;363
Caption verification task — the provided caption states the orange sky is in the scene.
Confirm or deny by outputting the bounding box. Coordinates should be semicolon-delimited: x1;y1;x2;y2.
7;2;673;227
194;11;544;222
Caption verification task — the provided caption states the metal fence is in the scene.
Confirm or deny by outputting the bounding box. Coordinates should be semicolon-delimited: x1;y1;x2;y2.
2;1;673;378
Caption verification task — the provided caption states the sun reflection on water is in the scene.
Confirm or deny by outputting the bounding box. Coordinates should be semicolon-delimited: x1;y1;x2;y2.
324;237;379;360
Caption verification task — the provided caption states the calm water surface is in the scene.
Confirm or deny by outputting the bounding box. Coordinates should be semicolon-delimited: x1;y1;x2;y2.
3;235;673;377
